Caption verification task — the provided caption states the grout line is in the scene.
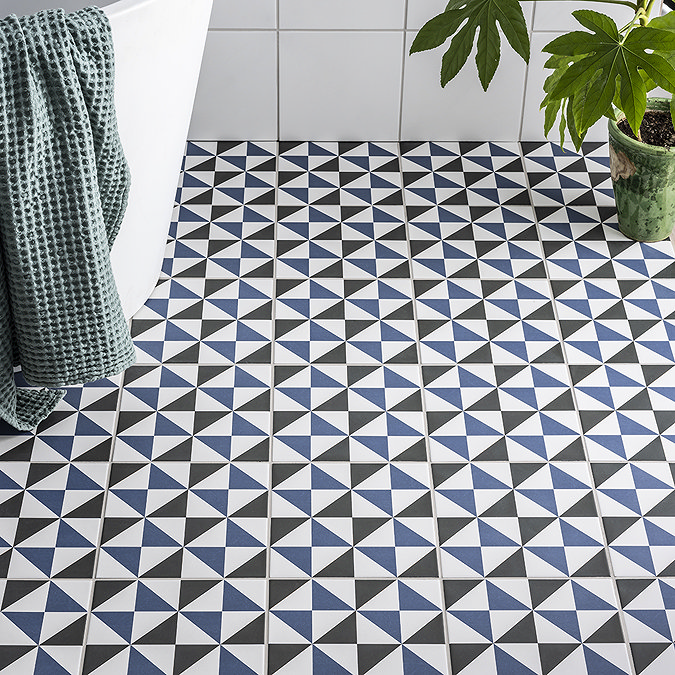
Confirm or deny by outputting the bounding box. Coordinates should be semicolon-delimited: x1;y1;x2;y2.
396;139;454;673
397;0;410;142
516;140;638;675
262;137;280;671
77;370;127;675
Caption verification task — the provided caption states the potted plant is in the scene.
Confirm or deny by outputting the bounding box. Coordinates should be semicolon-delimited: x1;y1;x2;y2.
410;0;675;242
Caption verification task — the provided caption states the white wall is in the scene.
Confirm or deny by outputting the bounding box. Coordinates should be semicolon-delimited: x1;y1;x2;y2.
188;0;659;141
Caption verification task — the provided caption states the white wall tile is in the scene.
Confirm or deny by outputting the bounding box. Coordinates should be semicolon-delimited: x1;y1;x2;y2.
522;31;610;141
533;0;634;32
189;31;277;140
401;31;527;140
407;0;535;31
279;31;403;140
279;0;405;29
210;0;276;29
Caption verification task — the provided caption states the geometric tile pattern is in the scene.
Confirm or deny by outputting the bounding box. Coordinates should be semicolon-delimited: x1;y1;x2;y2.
1;140;675;674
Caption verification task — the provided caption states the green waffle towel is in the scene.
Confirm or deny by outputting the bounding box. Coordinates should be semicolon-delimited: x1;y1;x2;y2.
0;7;135;430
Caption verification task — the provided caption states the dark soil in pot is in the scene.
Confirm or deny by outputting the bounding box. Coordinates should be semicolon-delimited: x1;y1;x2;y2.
618;110;675;148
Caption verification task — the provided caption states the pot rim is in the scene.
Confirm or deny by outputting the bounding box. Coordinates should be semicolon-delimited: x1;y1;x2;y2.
609;97;675;156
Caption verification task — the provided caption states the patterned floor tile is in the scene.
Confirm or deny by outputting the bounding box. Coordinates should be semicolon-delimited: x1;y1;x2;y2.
83;578;265;674
270;462;438;578
444;577;632;675
97;460;268;578
592;461;675;576
571;364;675;461
275;278;418;365
423;364;584;462
415;277;564;364
132;277;273;365
0;579;91;674
273;364;426;462
0;460;107;579
0;377;121;462
617;578;675;675
268;578;448;674
433;461;608;578
113;364;271;462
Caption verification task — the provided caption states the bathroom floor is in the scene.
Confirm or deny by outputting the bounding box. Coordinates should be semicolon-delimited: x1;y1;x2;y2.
1;140;675;675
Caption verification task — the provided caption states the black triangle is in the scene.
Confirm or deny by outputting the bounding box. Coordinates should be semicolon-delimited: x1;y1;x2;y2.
390;391;423;412
585;614;624;643
607;343;639;363
510;463;543;487
351;463;384;488
155;439;193;462
316;390;349;412
234;438;269;462
1;580;46;610
655;410;675;434
394;439;428;461
538;643;579;675
356;580;394;609
449;644;491;673
561;493;597;518
43;616;87;646
134;613;178;644
224;615;265;644
615;578;654;608
174;645;217;674
473;437;509;462
357;644;399;674
273;410;307;434
184;517;225;544
572;550;609;577
269;579;307;609
491;364;523;386
232;493;268;518
268;645;309;674
551;437;586;461
272;463;305;487
82;645;126;674
528;579;567;609
630;643;671;674
590;462;623;487
75;438;113;462
496;612;537;643
460;343;492;363
271;518;307;544
314;438;350;462
316;493;352;518
401;550;438;577
405;614;445;644
179;580;221;609
166;344;200;364
316;612;357;644
236;390;271;412
83;390;120;412
431;463;465;487
54;551;96;579
142;550;184;578
227;550;267;578
314;300;345;320
437;518;474;545
487;549;526;576
349;411;383;434
468;390;501;412
161;390;197;412
481;491;518;518
396;492;433;517
149;492;188;518
313;343;347;364
0;492;23;519
14;518;57;545
646;492;675;517
315;549;354;577
313;261;343;278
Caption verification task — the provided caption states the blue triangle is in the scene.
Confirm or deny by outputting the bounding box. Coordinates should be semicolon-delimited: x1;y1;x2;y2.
111;489;148;515
219;646;259;674
276;435;311;459
312;646;352;674
312;520;350;547
191;490;229;516
494;646;538;675
182;611;222;642
154;413;191;437
398;582;440;611
518;489;558;514
276;490;311;515
354;490;393;515
402;646;445;674
612;546;655;573
136;582;175;611
486;582;529;610
645;520;675;546
311;413;345;437
273;610;313;641
229;465;265;490
525;546;569;574
626;609;672;640
15;548;54;576
571;582;617;611
437;489;476;515
66;465;102;490
477;520;520;547
390;465;427;490
94;611;134;642
394;520;433;546
0;469;22;489
348;341;382;361
128;647;167;674
6;612;43;642
102;546;140;574
448;610;492;640
149;464;185;490
560;521;602;547
352;435;389;460
443;546;484;574
312;581;352;611
34;648;71;675
27;490;64;516
582;645;631;675
186;547;225;574
360;611;401;641
201;387;234;409
56;521;94;548
536;609;580;639
222;581;263;611
351;387;386;409
225;522;263;548
311;465;348;490
659;580;675;609
357;546;397;574
273;546;312;575
387;414;423;437
471;465;509;489
231;413;267;436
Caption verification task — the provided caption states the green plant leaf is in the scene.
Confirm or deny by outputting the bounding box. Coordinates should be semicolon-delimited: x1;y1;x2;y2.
567;96;586;151
441;22;475;86
410;10;465;54
410;0;530;89
671;95;675;130
648;12;675;31
542;12;675;140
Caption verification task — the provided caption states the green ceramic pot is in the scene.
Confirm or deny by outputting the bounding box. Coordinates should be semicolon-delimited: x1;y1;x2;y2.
608;98;675;242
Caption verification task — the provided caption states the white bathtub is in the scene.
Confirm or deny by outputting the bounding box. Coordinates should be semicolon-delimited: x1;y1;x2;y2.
0;0;213;319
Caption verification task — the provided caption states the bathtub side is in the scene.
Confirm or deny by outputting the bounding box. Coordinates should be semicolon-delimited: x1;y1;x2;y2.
105;0;213;320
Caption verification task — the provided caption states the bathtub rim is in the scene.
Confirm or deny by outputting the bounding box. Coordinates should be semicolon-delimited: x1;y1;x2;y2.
102;0;158;19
